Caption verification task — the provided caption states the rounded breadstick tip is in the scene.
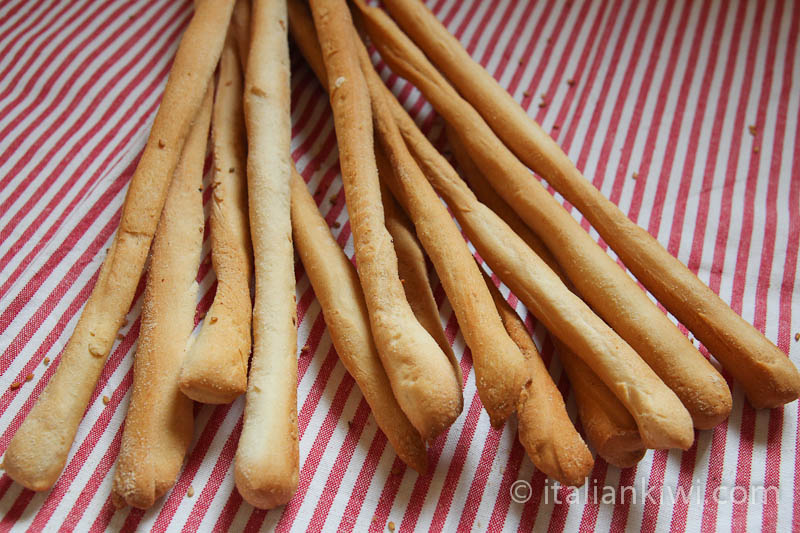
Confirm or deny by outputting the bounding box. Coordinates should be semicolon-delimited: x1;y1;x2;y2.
235;461;298;510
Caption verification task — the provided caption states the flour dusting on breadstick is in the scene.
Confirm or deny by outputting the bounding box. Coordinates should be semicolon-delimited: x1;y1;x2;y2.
234;0;298;509
3;0;236;492
112;87;212;509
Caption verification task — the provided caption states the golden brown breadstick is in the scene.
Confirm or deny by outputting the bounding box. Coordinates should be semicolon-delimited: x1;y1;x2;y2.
361;37;527;427
556;338;645;468
380;183;463;389
357;3;731;430
308;0;461;441
112;88;213;509
179;33;252;405
448;128;645;465
3;0;235;492
291;169;428;472
380;0;800;410
482;273;593;486
234;0;297;510
445;125;729;429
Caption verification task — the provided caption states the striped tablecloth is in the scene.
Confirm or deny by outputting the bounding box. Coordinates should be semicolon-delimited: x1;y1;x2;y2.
1;0;799;531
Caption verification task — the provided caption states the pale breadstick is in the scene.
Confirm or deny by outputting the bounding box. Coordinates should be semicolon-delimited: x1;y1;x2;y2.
359;37;527;427
308;0;461;441
3;0;235;492
482;272;593;486
357;3;731;430
112;88;212;509
179;33;252;404
380;183;463;389
451;132;645;466
291;169;428;472
380;0;800;410
234;0;297;510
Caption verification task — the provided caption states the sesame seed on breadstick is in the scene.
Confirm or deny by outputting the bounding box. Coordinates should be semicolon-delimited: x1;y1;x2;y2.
112;86;213;510
308;0;462;441
291;168;428;472
378;0;799;410
3;0;236;492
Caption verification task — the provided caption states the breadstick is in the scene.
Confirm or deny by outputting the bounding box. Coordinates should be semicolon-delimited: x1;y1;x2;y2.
482;272;593;485
360;38;527;427
231;0;251;64
179;33;252;405
556;338;645;468
234;0;297;510
308;0;461;441
357;3;731;430
3;0;235;492
380;183;463;389
380;0;800;410
111;87;212;509
448;128;645;465
291;169;428;472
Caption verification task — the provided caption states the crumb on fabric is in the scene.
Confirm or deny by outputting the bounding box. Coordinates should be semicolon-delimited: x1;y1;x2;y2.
187;486;195;498
103;396;110;405
43;357;50;365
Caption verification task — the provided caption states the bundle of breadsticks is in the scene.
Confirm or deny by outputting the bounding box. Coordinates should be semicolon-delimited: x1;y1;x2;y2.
6;0;799;512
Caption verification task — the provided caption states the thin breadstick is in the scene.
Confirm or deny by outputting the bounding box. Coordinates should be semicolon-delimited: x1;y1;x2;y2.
482;273;593;486
179;32;253;405
308;0;461;440
557;338;645;468
112;87;212;509
234;0;297;509
231;0;251;64
380;0;800;409
357;3;731;430
291;169;428;472
3;0;236;492
380;183;463;389
360;36;528;427
452;130;645;466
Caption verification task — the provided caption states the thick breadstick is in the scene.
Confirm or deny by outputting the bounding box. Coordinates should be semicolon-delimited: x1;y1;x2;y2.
179;33;253;405
3;0;235;492
380;183;463;389
380;0;800;409
449;129;645;465
112;88;212;509
308;0;461;440
358;3;731;430
482;273;593;486
360;38;527;427
291;169;428;472
234;0;297;510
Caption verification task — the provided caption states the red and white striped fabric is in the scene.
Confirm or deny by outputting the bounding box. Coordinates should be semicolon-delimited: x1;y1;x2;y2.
1;0;798;530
